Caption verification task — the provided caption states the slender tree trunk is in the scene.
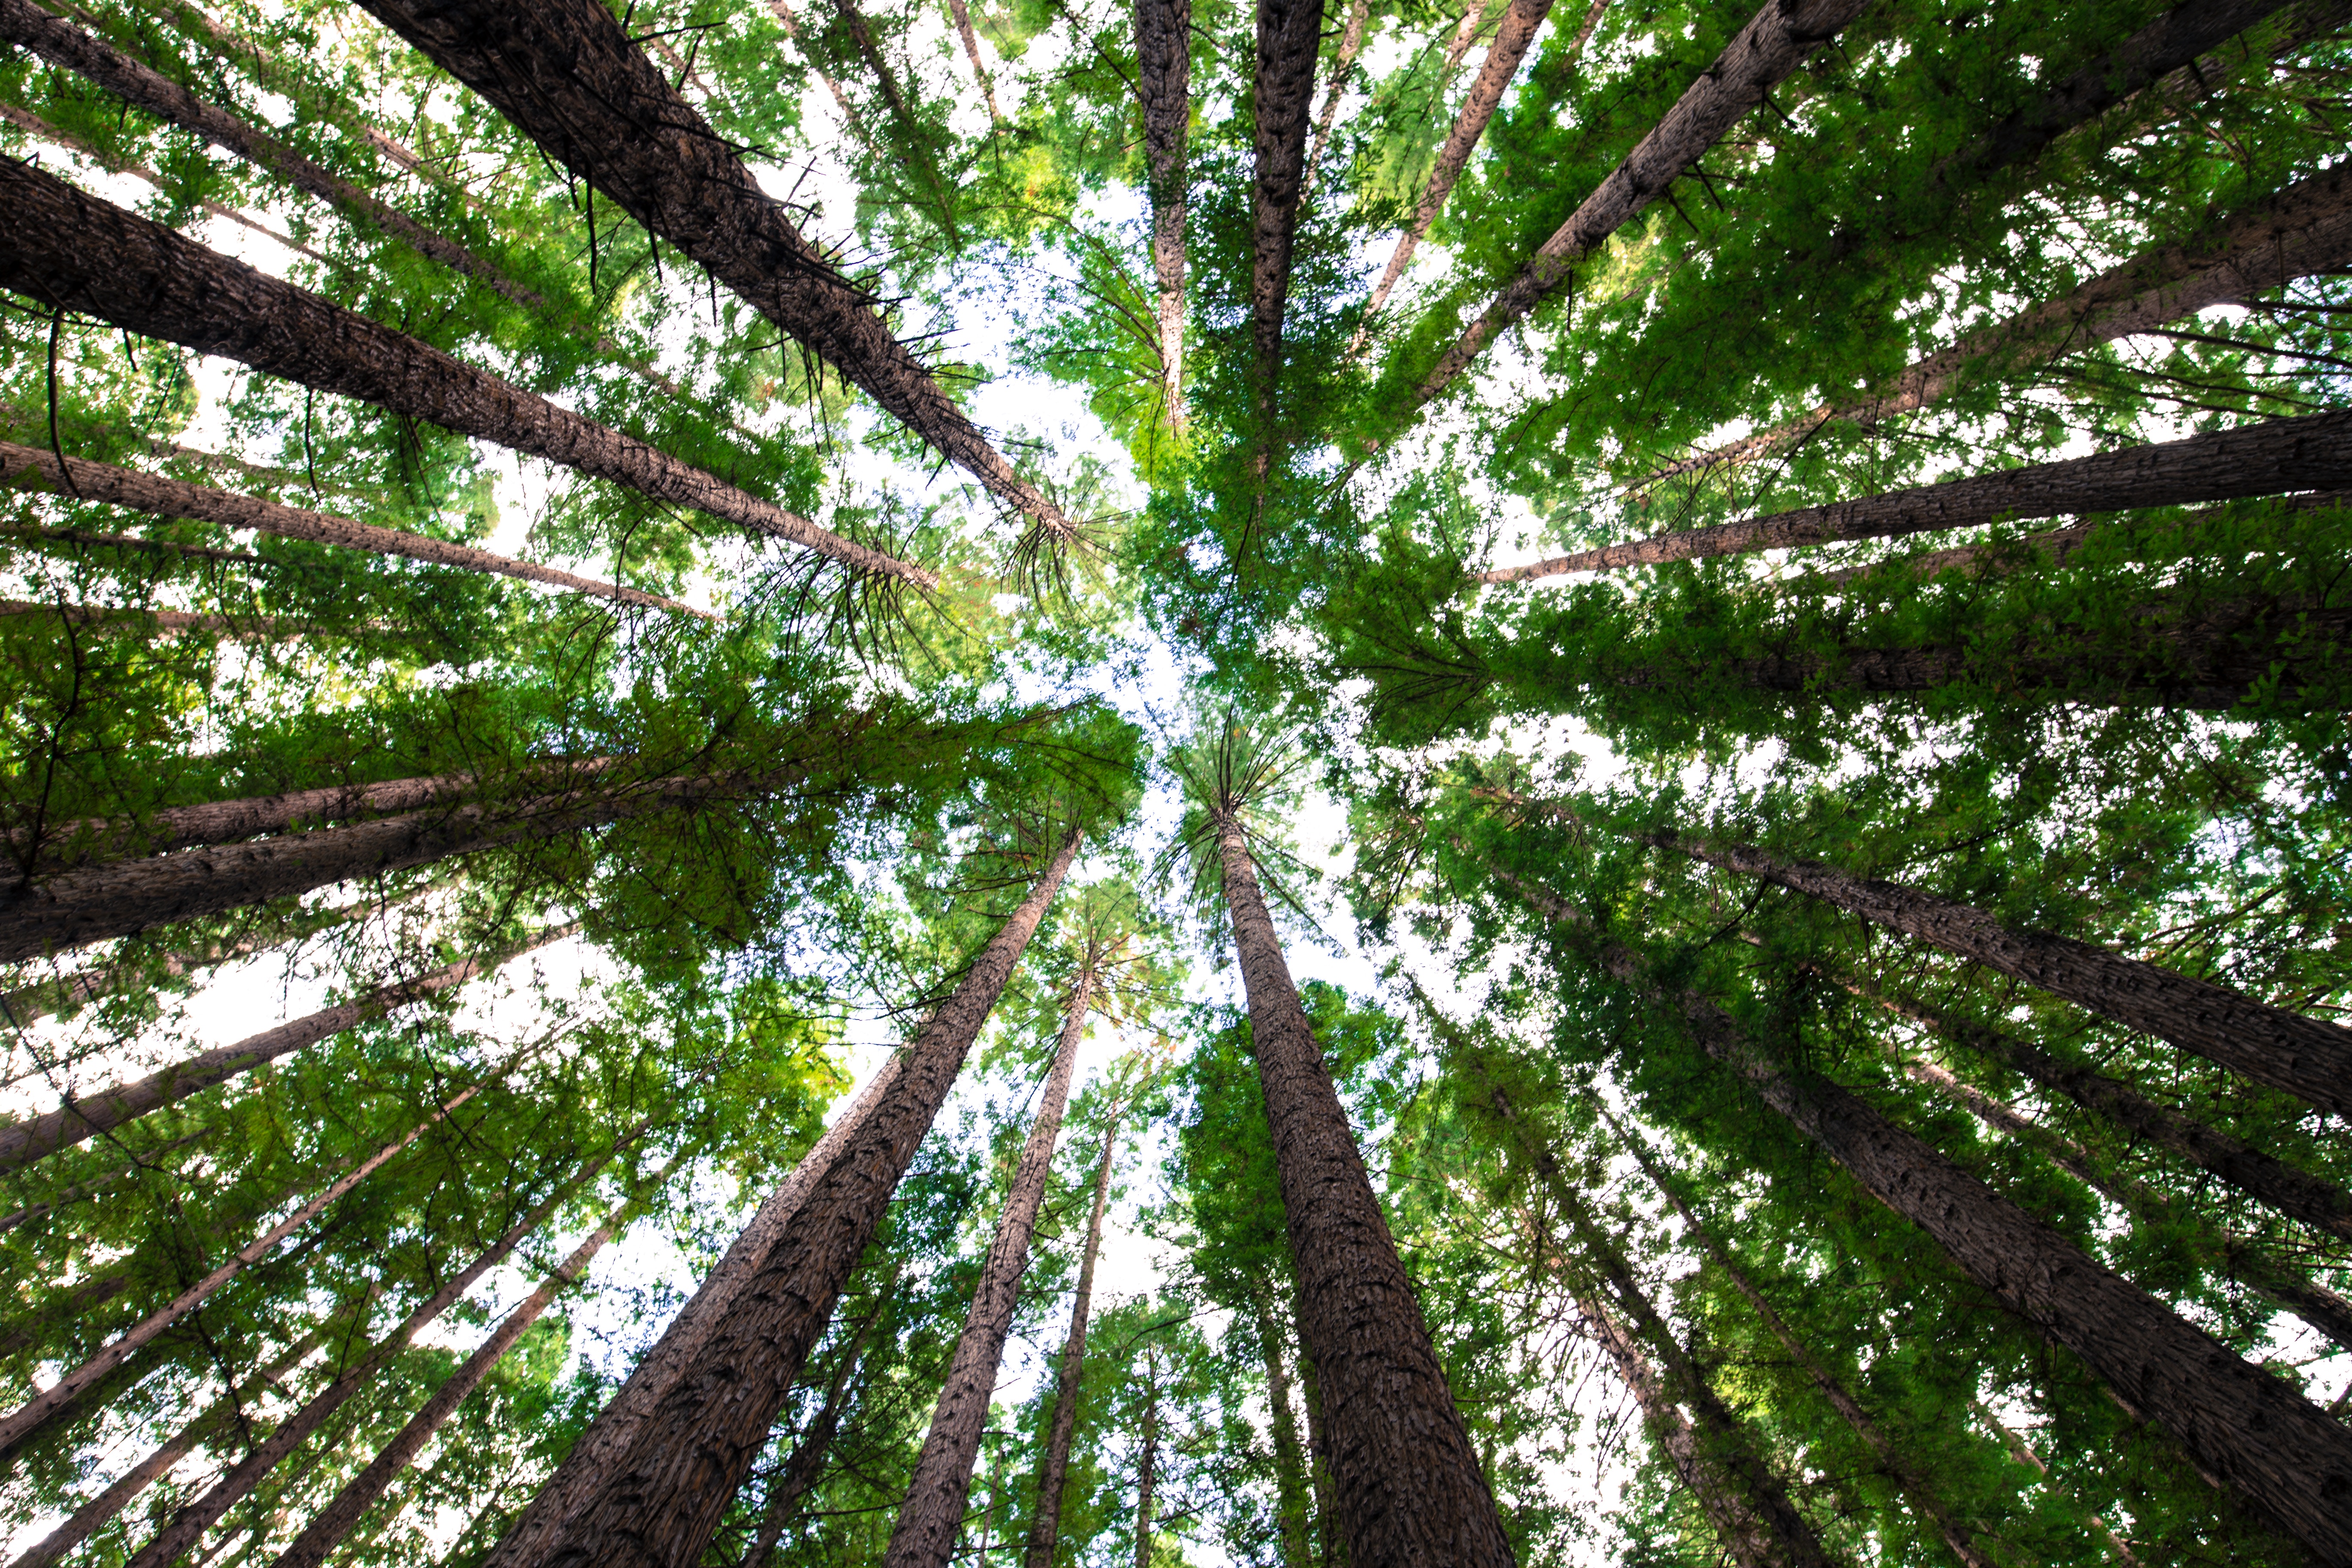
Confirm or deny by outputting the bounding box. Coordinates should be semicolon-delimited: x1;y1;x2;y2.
1214;813;1513;1566
1024;1097;1127;1568
743;1300;887;1568
1135;0;1191;421
1601;1108;1996;1568
826;0;963;244
886;966;1095;1568
1300;0;1370;202
1134;1347;1158;1568
1250;0;1328;407
1972;1400;2145;1568
0;924;573;1173
511;831;1081;1568
0;443;705;616
0;1130;211;1237
767;0;881;147
1257;1308;1315;1568
1479;407;2352;582
1415;0;1872;405
0;1271;134;1359
352;0;1069;541
263;1157;681;1568
1292;1341;1341;1568
1642;824;2352;1119
0;160;925;587
943;0;1004;122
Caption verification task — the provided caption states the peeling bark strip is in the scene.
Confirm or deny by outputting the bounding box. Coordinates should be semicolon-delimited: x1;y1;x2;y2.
1479;408;2352;582
885;969;1093;1568
0;162;927;588
1652;830;2352;1118
1415;0;1874;404
1215;818;1514;1567
1251;0;1328;396
1637;165;2352;489
0;443;708;616
1023;1098;1126;1568
0;925;573;1173
520;833;1080;1568
351;0;1069;540
1135;0;1191;414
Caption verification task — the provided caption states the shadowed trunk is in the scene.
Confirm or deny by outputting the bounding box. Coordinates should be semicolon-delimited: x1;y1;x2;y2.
0;160;925;586
1024;1096;1128;1568
1135;0;1191;420
1134;1348;1159;1568
351;0;1068;540
884;964;1094;1568
1480;408;2352;582
1415;0;1873;405
1251;0;1326;407
1293;1341;1341;1568
1257;1305;1315;1568
505;831;1080;1568
0;443;705;616
0;925;573;1173
1214;813;1514;1566
744;1299;887;1568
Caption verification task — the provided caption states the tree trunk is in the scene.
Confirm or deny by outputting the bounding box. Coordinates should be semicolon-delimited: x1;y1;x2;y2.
885;964;1095;1568
0;159;926;587
1637;164;2352;489
1415;0;1872;405
0;1129;211;1237
350;0;1070;542
743;1300;886;1568
1134;1347;1158;1568
767;0;880;149
1479;407;2352;582
0;443;705;616
944;0;1004;122
1300;0;1370;202
0;1041;529;1459
262;1157;680;1568
1023;1097;1128;1568
1214;813;1514;1567
1257;1308;1315;1568
507;830;1081;1568
1134;0;1191;421
1972;1400;2145;1568
1601;1108;1997;1568
120;1110;606;1568
1645;825;2352;1119
1250;0;1327;406
0;924;573;1173
825;0;962;244
1292;1340;1341;1568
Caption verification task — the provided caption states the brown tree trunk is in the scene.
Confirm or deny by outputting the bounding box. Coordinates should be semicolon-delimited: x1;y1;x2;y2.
0;924;573;1173
1972;1400;2145;1567
1024;1096;1128;1568
767;0;881;148
743;1299;887;1568
0;443;706;616
1300;0;1370;202
1250;0;1328;406
1479;407;2352;582
1134;1348;1159;1568
1645;826;2352;1119
1214;813;1514;1567
943;0;1005;122
262;1158;680;1568
0;159;926;587
1415;0;1872;406
507;830;1081;1568
1292;1341;1341;1568
351;0;1070;541
884;964;1095;1568
1257;1306;1315;1568
1135;0;1191;421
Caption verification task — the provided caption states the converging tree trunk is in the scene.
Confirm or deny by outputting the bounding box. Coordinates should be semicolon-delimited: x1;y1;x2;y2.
1250;0;1327;406
0;159;926;586
1256;1301;1316;1568
505;830;1081;1568
1213;811;1514;1566
1301;0;1370;202
1024;1095;1130;1568
350;0;1071;541
1135;0;1191;419
884;960;1096;1568
743;1298;888;1568
0;1130;210;1237
0;923;573;1173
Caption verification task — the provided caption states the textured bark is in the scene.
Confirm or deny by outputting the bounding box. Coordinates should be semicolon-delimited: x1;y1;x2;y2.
0;160;924;586
1640;165;2352;488
1259;1311;1316;1568
1416;0;1873;404
351;0;1068;539
1215;815;1514;1567
1134;1348;1159;1568
1251;0;1328;401
0;443;705;616
743;1303;884;1568
884;966;1093;1568
1135;0;1192;418
263;1162;673;1568
481;1060;903;1568
1023;1098;1127;1568
1648;828;2352;1118
0;1053;514;1458
0;926;569;1173
513;832;1080;1568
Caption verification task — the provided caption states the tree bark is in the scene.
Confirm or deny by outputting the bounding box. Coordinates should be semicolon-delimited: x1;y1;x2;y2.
1415;0;1873;405
0;925;572;1173
742;1299;886;1568
884;963;1095;1568
1292;1341;1341;1568
1300;0;1370;202
350;0;1069;541
1637;165;2352;489
1023;1096;1128;1568
1483;407;2352;581
1257;1308;1315;1568
1645;826;2352;1119
1250;0;1328;405
1134;1347;1158;1568
0;893;383;1026
943;0;1004;122
1135;0;1191;420
506;830;1081;1568
0;442;706;616
1214;813;1514;1567
0;159;926;587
